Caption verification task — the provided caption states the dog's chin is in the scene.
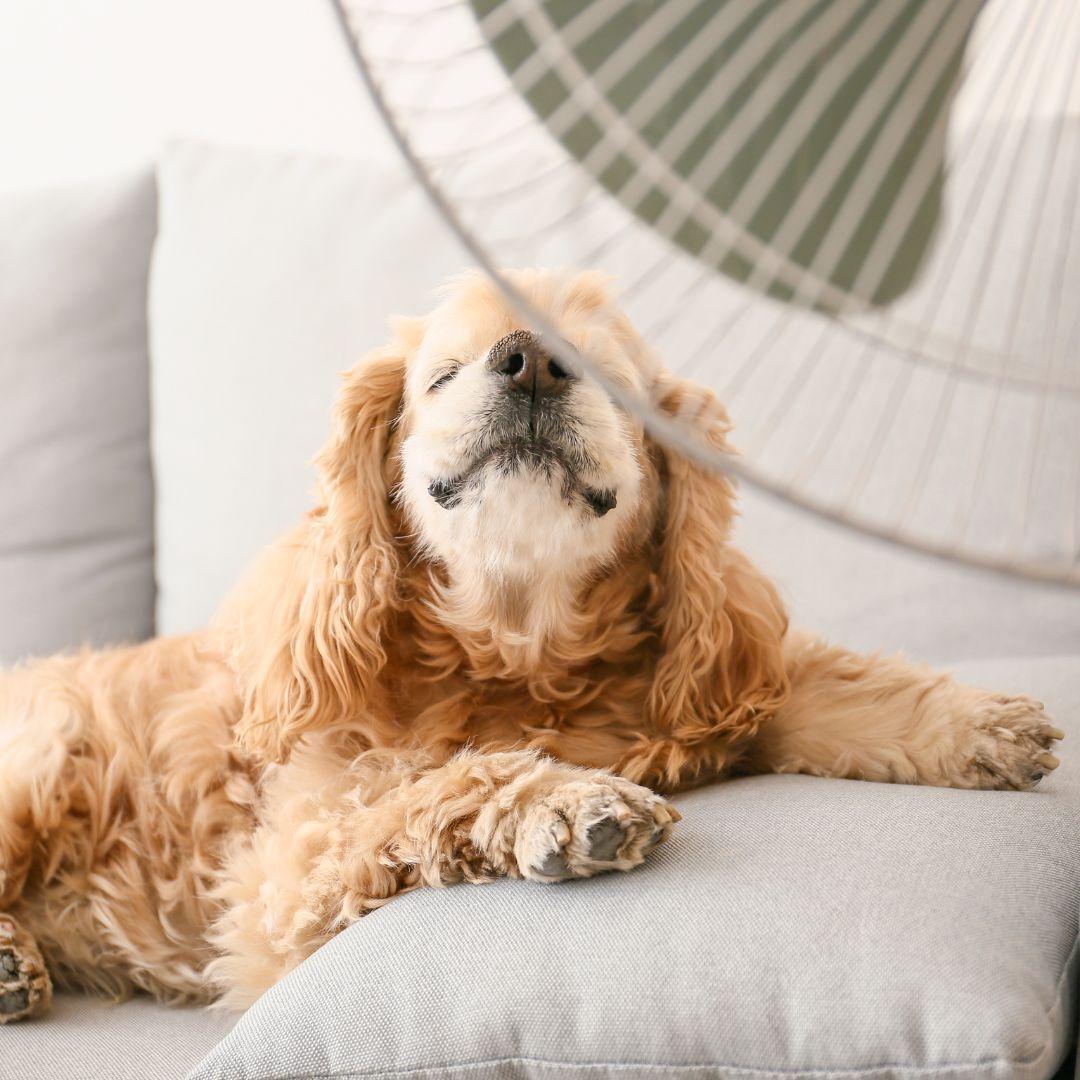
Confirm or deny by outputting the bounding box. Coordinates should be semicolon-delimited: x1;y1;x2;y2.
426;441;617;519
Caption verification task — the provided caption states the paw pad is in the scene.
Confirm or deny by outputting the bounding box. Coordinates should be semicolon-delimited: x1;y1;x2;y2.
536;849;570;878
0;986;29;1016
517;773;679;882
585;816;626;862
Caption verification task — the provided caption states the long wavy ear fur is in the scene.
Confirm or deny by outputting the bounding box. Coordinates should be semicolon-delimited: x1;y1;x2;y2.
646;376;790;765
222;330;415;762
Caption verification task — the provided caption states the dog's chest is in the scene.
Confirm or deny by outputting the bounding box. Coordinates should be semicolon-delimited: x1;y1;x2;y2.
398;667;653;772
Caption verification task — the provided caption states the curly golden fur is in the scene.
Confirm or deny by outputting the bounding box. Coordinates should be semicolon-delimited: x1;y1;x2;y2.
0;269;1063;1021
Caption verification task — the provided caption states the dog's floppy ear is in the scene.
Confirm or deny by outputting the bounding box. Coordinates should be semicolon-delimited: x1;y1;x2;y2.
224;323;420;762
645;375;789;781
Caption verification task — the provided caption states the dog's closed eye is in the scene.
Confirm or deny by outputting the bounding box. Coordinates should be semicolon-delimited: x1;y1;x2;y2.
428;366;460;393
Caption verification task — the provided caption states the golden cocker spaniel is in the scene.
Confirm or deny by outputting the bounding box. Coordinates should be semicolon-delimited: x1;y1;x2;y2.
0;269;1062;1021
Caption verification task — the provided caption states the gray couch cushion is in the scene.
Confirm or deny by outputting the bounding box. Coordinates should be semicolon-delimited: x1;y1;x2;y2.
6;993;237;1080
190;655;1079;1080
0;173;156;664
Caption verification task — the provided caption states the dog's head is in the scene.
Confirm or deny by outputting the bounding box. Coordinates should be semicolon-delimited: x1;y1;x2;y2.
229;269;787;764
397;269;657;591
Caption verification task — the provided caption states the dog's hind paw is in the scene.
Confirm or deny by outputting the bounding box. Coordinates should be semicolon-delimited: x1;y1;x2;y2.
0;916;52;1023
514;773;679;882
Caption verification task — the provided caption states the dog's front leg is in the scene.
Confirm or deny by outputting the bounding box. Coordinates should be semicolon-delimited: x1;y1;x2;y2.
207;749;676;1007
750;631;1063;790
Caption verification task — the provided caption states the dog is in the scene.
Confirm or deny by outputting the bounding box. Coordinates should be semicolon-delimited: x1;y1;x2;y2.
0;268;1063;1022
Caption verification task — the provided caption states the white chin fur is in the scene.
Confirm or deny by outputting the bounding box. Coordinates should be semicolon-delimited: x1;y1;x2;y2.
402;454;640;584
399;370;643;586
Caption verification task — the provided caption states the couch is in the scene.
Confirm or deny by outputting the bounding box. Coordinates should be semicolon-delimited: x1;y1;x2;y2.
1;141;1077;1080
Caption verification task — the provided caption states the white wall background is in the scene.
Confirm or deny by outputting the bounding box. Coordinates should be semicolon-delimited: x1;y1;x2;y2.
0;0;399;194
2;0;1077;197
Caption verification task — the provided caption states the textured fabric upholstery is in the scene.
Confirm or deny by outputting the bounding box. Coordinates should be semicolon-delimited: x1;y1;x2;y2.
191;656;1078;1080
3;993;237;1080
0;173;156;664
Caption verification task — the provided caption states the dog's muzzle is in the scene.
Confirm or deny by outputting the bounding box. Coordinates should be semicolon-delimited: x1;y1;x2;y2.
426;332;614;516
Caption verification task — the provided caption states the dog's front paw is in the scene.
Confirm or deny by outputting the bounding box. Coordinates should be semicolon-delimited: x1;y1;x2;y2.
0;916;52;1023
961;695;1063;791
513;774;679;882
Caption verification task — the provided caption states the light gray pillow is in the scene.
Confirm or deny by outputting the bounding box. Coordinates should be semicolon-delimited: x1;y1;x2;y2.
149;141;467;636
191;654;1079;1080
0;173;156;664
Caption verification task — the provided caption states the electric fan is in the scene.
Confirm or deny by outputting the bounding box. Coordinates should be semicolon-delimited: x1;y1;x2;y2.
331;0;1080;586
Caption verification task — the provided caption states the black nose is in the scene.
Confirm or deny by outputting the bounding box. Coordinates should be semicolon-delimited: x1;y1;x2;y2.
487;330;576;399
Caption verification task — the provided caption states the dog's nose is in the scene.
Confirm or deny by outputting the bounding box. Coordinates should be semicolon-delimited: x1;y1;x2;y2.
487;330;575;399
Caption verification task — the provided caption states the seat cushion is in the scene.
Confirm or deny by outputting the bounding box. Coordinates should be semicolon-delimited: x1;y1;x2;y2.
5;993;237;1080
190;654;1079;1080
0;173;156;664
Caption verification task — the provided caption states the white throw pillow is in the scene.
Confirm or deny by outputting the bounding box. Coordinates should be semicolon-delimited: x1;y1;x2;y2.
0;173;156;664
149;141;467;634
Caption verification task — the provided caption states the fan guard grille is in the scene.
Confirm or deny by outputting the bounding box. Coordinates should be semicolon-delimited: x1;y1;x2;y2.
332;0;1080;586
